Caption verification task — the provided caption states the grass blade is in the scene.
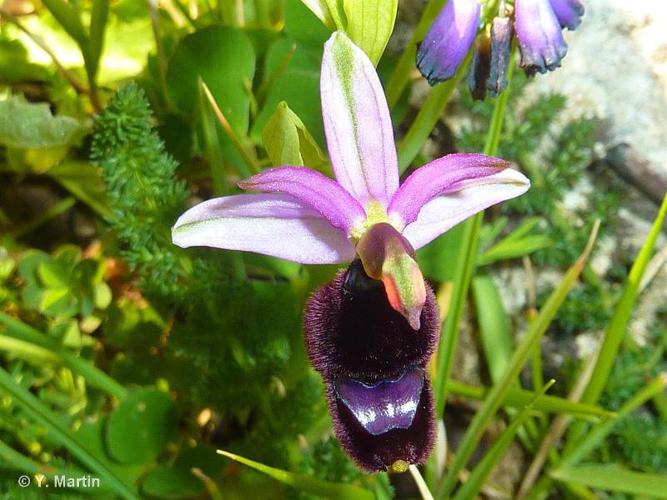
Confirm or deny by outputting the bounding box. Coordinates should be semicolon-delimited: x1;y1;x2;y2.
561;373;667;467
551;465;667;498
436;221;600;499
217;450;374;499
397;55;471;172
580;194;667;405
472;275;513;383
453;381;555;500
447;380;613;419
566;195;667;451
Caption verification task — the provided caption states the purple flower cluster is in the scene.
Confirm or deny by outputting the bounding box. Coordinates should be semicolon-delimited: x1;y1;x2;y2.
417;0;584;97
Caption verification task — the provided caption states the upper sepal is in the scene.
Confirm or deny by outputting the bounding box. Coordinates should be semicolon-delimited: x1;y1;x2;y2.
321;32;399;206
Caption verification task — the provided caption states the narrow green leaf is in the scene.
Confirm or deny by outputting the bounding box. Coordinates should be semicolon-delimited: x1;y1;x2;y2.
299;0;336;28
454;381;555;500
580;194;667;405
343;0;398;65
477;235;552;266
551;465;667;498
0;439;101;492
217;450;374;499
41;0;88;47
478;218;552;266
448;380;613;419
562;374;667;467
472;275;513;383
437;221;600;499
87;0;110;80
0;366;138;499
262;101;328;172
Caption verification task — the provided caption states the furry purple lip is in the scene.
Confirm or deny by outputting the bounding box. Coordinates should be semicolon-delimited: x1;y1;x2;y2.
334;368;425;436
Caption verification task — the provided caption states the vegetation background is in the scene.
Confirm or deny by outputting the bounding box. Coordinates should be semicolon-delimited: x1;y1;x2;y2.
0;0;665;498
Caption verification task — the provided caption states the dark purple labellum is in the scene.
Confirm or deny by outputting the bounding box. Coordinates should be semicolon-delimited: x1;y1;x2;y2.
326;372;435;472
305;260;439;382
304;261;440;472
335;368;425;436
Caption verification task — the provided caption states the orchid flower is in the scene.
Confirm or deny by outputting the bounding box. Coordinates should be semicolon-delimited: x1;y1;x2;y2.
173;32;529;330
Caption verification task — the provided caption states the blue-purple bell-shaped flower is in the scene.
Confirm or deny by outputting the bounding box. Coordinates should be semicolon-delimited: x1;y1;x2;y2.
515;0;568;75
549;0;585;30
417;0;481;85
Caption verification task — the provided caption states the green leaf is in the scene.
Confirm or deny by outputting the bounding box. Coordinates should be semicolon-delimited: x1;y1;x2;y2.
253;36;325;146
437;221;600;498
217;450;374;499
551;465;667;498
262;101;328;171
580;195;667;405
106;389;178;464
86;0;110;80
454;381;555;500
48;161;110;218
141;446;225;499
447;380;614;419
478;218;552;266
42;0;88;47
343;0;397;65
416;223;466;282
167;26;255;131
37;260;70;289
472;276;513;383
0;96;82;149
0;312;128;399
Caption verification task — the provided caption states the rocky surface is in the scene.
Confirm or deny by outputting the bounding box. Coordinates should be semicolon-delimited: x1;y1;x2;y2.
530;0;667;191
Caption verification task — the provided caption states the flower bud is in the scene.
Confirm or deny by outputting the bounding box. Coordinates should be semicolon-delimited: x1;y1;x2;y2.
488;17;513;96
417;0;481;85
467;32;491;100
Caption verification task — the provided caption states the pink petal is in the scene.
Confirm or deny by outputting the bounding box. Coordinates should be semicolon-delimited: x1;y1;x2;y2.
172;193;355;264
388;153;512;226
400;168;531;250
238;166;365;234
321;32;399;207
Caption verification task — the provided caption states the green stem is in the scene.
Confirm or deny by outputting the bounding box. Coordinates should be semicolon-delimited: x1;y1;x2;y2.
397;54;471;173
433;55;515;417
436;221;599;499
